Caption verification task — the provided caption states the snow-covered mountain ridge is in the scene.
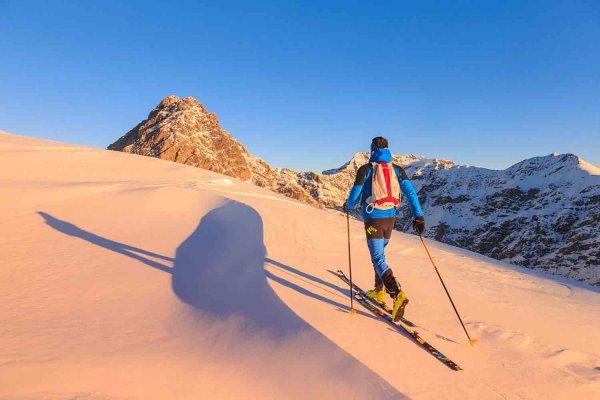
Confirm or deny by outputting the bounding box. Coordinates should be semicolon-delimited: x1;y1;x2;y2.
393;153;599;286
108;96;599;286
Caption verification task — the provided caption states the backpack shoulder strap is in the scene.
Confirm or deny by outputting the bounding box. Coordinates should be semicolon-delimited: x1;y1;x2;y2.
355;163;374;186
369;162;380;180
392;164;410;180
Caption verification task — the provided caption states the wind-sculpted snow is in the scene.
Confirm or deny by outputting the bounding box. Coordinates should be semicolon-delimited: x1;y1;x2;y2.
170;200;406;398
31;206;404;399
2;132;600;399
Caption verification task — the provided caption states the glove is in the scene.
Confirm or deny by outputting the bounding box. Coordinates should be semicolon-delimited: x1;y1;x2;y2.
413;216;425;234
343;201;351;212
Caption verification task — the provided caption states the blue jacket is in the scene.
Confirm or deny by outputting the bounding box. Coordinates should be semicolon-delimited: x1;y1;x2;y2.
345;147;423;220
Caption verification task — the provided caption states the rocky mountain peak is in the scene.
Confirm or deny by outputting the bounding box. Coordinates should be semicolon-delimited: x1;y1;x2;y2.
157;95;181;108
108;96;251;180
107;96;326;206
147;95;212;123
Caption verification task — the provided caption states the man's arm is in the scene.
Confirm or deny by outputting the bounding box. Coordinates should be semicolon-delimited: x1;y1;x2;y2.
344;164;371;211
396;166;424;218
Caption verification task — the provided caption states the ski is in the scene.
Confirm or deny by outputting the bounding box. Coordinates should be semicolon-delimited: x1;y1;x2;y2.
335;269;417;327
335;270;461;371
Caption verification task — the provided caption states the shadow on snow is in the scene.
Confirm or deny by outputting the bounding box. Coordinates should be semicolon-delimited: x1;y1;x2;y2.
38;203;407;399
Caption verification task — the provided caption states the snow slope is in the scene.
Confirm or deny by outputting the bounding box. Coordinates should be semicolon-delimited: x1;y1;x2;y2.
1;131;599;399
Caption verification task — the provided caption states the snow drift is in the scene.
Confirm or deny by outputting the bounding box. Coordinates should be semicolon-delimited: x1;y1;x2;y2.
1;131;599;399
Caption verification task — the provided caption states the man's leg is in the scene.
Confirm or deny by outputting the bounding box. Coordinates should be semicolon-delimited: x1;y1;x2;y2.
375;239;388;290
364;218;400;297
374;272;383;292
365;218;409;320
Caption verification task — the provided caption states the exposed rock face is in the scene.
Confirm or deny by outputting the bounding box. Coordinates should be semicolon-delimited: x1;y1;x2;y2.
110;96;600;286
108;96;253;181
108;96;321;205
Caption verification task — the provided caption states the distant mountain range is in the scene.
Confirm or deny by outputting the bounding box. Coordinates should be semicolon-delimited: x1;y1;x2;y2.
108;96;600;286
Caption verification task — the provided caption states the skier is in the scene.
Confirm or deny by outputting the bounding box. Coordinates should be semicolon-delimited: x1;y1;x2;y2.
344;136;425;321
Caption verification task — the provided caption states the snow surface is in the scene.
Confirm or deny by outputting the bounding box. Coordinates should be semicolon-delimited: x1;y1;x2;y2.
1;131;599;399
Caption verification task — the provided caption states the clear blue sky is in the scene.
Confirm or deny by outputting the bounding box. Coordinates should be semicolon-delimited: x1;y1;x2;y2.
1;1;599;171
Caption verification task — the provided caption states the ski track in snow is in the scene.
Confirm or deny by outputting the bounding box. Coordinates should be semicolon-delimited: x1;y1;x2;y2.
1;132;599;399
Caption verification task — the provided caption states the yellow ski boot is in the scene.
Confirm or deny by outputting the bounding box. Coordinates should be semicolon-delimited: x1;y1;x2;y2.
365;289;386;304
391;291;409;322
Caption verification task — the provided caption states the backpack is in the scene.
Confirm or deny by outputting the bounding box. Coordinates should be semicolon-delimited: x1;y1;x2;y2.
365;162;401;212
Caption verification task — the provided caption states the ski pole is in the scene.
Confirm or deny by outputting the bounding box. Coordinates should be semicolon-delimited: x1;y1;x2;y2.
419;235;476;346
346;212;356;315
